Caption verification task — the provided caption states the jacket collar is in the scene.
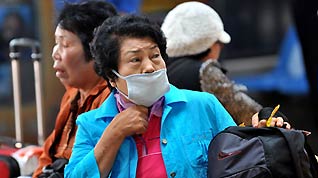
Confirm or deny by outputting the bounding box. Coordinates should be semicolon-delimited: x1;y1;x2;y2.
164;84;187;105
95;84;188;120
95;90;119;119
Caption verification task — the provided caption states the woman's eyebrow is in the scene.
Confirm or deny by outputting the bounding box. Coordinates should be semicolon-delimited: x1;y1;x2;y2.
150;45;158;49
125;49;139;55
125;45;158;54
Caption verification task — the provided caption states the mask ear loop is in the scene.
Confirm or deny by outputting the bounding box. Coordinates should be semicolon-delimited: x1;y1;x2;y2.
111;69;131;100
115;86;130;101
112;70;126;79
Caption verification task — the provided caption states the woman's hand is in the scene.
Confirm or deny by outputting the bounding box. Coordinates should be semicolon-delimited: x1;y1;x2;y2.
109;105;149;138
252;112;291;129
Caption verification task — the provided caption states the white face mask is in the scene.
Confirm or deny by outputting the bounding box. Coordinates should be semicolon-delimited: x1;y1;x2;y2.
112;69;170;107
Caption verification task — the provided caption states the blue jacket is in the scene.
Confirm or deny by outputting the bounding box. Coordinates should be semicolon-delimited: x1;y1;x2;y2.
65;85;236;178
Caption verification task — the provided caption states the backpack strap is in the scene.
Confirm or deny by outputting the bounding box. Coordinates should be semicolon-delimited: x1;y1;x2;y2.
303;136;318;178
277;128;318;178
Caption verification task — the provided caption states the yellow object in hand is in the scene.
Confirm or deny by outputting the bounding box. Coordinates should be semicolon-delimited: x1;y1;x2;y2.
266;104;280;127
239;122;245;127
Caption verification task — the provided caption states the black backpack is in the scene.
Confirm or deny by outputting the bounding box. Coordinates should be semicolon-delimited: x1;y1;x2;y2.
208;126;318;178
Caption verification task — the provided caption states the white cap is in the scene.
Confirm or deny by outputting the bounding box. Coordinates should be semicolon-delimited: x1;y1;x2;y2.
161;1;231;57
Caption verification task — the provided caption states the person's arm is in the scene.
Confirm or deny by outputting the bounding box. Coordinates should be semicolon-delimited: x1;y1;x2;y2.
65;105;148;178
200;60;262;126
206;93;237;134
95;105;148;177
193;91;236;135
93;123;126;177
64;113;103;178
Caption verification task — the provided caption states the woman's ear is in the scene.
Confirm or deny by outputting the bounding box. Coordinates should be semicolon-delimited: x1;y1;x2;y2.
109;78;116;88
203;42;223;61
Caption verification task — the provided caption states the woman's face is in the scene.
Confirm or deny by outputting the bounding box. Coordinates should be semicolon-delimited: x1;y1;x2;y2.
110;37;166;95
52;26;95;88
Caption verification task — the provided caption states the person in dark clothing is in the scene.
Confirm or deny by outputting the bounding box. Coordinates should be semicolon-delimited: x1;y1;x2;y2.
165;56;203;91
161;1;262;125
291;0;318;155
162;1;230;91
292;0;318;119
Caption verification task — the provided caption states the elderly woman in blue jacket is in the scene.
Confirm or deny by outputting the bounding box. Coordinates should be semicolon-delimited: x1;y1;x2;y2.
64;15;287;178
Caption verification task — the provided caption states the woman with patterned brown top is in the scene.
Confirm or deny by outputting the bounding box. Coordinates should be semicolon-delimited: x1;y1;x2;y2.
32;1;117;177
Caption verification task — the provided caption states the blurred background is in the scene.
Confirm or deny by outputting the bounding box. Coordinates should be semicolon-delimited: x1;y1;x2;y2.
0;0;317;153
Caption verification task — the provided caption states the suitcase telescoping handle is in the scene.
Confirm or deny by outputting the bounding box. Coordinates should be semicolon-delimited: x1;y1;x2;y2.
9;38;44;145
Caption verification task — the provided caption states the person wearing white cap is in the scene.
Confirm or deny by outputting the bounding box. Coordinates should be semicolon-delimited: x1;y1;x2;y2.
162;1;231;60
161;1;263;125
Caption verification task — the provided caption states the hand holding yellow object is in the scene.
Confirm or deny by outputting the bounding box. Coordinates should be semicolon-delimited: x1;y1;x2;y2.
266;104;280;127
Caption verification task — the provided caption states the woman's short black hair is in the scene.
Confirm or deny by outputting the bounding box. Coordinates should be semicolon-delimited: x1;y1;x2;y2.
91;15;168;87
57;0;117;61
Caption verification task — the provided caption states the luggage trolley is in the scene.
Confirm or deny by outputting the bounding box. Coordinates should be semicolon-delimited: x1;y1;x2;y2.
9;38;44;146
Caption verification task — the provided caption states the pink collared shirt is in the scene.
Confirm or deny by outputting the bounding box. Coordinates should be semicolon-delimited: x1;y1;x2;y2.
114;92;167;178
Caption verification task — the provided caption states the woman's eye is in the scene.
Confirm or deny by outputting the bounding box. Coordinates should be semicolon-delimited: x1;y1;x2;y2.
152;53;160;59
130;58;140;62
